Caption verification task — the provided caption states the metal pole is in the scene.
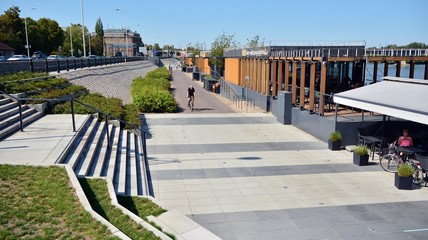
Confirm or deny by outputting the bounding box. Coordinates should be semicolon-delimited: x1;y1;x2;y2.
116;9;128;62
80;0;87;57
18;101;23;132
24;17;30;57
70;24;74;56
71;100;76;132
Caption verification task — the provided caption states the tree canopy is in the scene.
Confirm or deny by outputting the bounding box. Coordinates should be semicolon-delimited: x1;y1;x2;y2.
210;32;239;72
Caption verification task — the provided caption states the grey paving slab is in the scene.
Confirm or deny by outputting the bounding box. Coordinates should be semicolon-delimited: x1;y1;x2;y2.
145;112;428;240
53;61;158;104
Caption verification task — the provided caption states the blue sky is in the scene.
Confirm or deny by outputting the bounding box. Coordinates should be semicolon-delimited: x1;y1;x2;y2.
1;0;427;48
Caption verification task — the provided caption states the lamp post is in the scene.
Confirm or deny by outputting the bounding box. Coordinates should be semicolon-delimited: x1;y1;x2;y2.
24;7;36;57
115;8;128;62
80;0;86;57
69;24;74;56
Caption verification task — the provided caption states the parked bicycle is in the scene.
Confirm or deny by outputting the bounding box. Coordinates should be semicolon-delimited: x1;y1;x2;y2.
379;141;424;185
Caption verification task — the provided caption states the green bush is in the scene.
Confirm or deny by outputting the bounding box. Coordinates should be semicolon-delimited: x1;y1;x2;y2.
0;71;47;83
123;103;141;127
3;78;69;93
53;93;124;120
397;163;413;177
329;131;342;142
29;85;87;99
131;68;176;113
145;67;170;80
354;145;369;155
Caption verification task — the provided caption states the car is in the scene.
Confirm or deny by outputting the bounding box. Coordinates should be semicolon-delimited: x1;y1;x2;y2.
7;55;30;61
47;55;67;60
31;51;47;59
0;56;7;61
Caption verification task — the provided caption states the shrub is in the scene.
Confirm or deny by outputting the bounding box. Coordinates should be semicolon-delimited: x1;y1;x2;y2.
123;103;141;127
354;145;369;155
329;131;342;142
29;85;88;99
0;71;47;83
397;163;413;177
3;78;70;93
131;68;177;113
53;93;123;120
133;88;176;113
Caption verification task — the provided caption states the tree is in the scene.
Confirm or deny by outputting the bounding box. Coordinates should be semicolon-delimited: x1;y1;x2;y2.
62;24;85;56
92;17;104;55
246;35;264;48
36;18;64;54
0;6;25;54
210;32;239;72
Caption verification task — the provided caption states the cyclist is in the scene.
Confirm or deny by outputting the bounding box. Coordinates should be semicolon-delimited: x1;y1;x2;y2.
187;85;195;107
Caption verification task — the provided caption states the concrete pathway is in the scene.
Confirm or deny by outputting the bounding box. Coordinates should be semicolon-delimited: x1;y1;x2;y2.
143;63;428;240
0;114;87;165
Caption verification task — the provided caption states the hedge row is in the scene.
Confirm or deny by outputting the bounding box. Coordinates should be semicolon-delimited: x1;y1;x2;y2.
0;71;47;83
131;67;176;113
2;78;69;94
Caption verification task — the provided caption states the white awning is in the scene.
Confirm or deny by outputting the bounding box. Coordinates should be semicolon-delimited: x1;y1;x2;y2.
333;77;428;125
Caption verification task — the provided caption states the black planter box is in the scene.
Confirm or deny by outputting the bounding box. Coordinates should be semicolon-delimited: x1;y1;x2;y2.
353;153;369;166
328;140;341;151
394;173;413;190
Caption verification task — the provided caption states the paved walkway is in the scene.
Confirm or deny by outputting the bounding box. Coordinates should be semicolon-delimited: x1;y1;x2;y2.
52;61;158;104
144;62;428;240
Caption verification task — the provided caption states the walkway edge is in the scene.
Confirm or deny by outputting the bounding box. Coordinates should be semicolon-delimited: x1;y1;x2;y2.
61;164;131;240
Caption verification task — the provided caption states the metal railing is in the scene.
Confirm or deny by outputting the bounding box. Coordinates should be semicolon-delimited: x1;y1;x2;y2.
0;90;151;194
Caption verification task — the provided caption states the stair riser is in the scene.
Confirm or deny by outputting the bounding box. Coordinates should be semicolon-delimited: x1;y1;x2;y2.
0;108;36;131
0;112;43;141
0;101;19;113
0;106;28;122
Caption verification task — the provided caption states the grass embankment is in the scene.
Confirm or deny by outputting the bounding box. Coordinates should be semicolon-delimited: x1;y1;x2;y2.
131;67;177;113
0;71;141;127
0;165;119;239
80;178;166;240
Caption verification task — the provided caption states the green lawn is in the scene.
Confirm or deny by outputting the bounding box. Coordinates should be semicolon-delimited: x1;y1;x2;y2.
79;178;162;240
0;165;119;239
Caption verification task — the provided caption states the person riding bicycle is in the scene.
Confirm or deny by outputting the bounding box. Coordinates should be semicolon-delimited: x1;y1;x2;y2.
187;85;195;107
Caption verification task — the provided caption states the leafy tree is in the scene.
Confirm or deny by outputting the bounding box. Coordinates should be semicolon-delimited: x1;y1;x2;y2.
405;42;427;48
92;17;104;55
0;6;25;54
62;24;86;56
247;35;264;48
36;18;64;55
153;43;161;50
210;32;239;72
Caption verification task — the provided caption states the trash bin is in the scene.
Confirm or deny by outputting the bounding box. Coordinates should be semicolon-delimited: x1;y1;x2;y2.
192;72;199;80
199;73;206;82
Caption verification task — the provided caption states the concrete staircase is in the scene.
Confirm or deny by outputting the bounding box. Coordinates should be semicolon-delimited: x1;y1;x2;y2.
58;115;149;196
0;95;43;141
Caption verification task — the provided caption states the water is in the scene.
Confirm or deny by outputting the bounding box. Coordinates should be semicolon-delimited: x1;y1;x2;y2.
365;62;426;84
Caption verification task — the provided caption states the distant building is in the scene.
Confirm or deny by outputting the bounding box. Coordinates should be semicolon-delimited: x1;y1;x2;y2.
0;42;16;57
103;29;144;57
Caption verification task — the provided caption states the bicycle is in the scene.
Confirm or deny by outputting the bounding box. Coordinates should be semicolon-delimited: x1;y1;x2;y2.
188;96;194;112
379;141;424;185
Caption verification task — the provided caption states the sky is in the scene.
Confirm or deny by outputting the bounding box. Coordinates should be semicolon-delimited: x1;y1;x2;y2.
1;0;427;49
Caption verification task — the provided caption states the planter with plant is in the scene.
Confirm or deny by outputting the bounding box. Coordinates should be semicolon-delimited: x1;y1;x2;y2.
353;145;370;166
328;131;342;151
395;163;414;190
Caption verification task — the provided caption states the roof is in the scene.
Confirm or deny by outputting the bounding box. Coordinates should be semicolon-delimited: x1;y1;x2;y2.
333;77;428;125
0;42;15;51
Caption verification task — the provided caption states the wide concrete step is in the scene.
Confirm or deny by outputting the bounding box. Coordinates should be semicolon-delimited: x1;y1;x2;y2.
90;124;115;177
105;125;121;178
0;101;18;115
0;106;32;130
0;104;22;122
115;130;128;195
0;109;43;141
0;96;13;106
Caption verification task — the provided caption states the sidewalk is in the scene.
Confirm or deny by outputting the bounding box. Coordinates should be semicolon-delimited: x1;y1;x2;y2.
144;63;428;240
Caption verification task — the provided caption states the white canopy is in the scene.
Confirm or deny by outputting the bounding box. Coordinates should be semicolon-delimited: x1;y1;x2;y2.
333;77;428;125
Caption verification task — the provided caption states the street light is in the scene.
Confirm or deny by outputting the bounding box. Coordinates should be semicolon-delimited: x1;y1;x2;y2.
24;7;36;57
80;0;86;57
115;8;128;62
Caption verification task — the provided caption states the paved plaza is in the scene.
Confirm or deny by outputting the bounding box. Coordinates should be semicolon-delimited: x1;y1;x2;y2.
2;60;428;239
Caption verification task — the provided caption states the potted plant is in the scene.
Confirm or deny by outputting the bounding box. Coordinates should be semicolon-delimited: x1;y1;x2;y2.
328;131;342;151
395;164;414;190
353;145;370;166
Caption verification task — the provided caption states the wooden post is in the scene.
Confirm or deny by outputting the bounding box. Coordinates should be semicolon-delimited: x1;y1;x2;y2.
373;61;378;83
299;61;306;109
272;59;278;97
278;60;283;92
285;61;290;91
384;61;389;77
396;60;401;77
309;62;316;112
320;61;327;115
291;61;297;104
425;61;428;80
266;60;270;95
409;61;415;78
